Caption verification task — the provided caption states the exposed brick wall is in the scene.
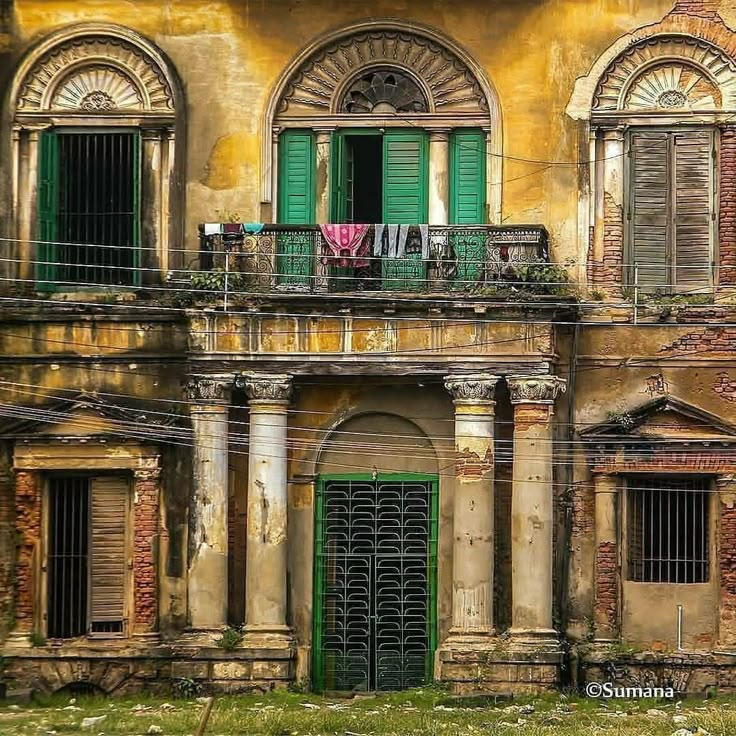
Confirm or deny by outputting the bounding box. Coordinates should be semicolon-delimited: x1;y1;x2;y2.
0;472;13;640
714;372;736;402
720;127;736;286
719;498;736;646
572;485;594;539
671;0;720;18
14;471;40;633
455;446;493;480
594;541;618;637
513;403;553;432
659;327;736;355
133;470;160;634
598;193;624;293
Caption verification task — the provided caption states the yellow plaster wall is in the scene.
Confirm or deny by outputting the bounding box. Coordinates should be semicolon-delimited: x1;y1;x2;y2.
8;0;686;264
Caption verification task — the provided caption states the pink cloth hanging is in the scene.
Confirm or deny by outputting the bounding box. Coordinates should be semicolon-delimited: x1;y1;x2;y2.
320;224;370;268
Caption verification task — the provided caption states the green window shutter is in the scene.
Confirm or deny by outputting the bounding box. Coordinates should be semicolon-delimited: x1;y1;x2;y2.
382;130;428;290
450;129;486;224
90;476;129;635
629;130;670;292
37;130;59;290
673;130;713;292
450;129;487;288
277;130;316;286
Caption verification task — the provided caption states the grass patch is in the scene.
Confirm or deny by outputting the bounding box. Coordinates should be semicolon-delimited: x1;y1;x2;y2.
1;689;736;735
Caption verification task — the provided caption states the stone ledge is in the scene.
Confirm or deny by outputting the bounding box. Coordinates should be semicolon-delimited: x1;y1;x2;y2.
439;648;563;665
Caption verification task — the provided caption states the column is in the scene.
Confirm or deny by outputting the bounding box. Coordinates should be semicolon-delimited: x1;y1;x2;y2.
507;375;566;648
8;470;41;647
185;374;232;636
132;467;162;642
238;372;293;648
718;475;736;648
428;128;450;225
315;129;333;224
19;129;40;284
601;127;625;291
140;128;163;286
592;473;619;642
444;373;499;641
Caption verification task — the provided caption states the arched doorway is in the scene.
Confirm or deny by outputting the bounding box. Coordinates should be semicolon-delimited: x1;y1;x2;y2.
313;412;439;692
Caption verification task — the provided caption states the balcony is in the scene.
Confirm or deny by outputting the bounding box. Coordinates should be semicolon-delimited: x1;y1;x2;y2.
194;224;556;298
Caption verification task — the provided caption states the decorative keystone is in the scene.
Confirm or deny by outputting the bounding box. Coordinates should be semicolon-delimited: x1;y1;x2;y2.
237;373;293;404
444;374;500;404
507;375;567;405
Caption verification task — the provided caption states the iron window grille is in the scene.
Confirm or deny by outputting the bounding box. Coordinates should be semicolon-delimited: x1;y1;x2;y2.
627;476;710;584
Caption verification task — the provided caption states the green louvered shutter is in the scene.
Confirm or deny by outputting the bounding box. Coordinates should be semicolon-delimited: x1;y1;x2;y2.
37;130;59;291
450;129;487;289
277;130;316;286
628;130;670;292
673;130;714;292
382;130;428;291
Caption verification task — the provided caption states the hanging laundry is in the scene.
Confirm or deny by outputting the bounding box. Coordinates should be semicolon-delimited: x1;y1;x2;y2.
243;223;265;234
203;223;222;235
320;224;370;267
386;224;410;258
374;224;386;256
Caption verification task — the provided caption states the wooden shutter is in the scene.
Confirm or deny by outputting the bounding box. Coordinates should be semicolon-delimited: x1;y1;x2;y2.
450;129;487;288
382;130;428;290
37;130;58;291
89;476;129;634
277;130;316;285
629;130;670;291
673;130;713;292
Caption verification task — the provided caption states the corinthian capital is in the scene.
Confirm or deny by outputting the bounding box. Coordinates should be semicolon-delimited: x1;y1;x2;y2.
444;374;499;404
185;374;233;403
507;375;566;405
237;373;293;404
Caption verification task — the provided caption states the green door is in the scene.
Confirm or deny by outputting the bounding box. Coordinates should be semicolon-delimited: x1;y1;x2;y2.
382;130;428;290
277;130;316;286
450;129;487;289
313;474;438;692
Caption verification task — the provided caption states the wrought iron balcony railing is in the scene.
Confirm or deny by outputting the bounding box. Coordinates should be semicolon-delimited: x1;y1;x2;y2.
196;224;550;296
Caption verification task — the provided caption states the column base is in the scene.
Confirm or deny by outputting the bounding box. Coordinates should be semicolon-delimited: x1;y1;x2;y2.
443;626;496;648
508;628;560;653
3;631;32;649
131;631;162;646
243;624;294;650
176;628;226;647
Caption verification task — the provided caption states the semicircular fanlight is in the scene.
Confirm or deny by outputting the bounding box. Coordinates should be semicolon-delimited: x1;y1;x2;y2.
340;69;428;114
624;62;721;111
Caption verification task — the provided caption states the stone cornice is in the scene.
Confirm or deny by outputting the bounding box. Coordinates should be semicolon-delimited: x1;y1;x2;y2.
507;376;567;405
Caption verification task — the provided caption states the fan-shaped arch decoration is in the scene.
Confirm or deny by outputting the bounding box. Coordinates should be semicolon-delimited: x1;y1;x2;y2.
52;66;144;111
17;36;174;113
624;62;721;111
593;35;736;112
340;69;428;113
276;29;488;117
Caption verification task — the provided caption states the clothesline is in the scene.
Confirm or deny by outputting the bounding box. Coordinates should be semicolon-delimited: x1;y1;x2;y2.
320;223;433;267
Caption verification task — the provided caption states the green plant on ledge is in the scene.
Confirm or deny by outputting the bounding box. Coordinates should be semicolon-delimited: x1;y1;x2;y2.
606;411;636;433
215;624;244;651
29;630;47;647
190;268;247;294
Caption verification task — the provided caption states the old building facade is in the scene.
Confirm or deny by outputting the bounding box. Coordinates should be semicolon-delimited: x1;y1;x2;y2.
2;0;736;696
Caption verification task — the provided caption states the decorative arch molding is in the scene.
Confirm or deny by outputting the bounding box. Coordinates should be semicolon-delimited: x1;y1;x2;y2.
6;23;185;283
261;19;502;222
567;16;736;120
10;23;181;119
593;35;736;113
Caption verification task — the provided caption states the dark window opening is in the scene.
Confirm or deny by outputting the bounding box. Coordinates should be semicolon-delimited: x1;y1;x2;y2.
627;476;710;584
348;135;383;224
56;132;139;286
47;476;90;639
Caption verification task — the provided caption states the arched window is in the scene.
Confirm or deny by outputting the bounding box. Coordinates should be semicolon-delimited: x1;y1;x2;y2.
569;32;736;295
9;24;183;291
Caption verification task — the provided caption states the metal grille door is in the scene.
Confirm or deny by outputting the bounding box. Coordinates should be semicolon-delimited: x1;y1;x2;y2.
314;476;437;692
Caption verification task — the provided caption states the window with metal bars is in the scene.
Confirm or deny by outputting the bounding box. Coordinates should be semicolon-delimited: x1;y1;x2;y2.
46;475;129;639
627;476;710;584
37;130;141;289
